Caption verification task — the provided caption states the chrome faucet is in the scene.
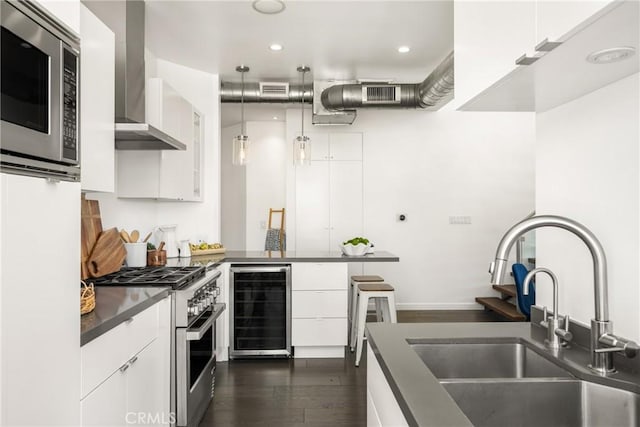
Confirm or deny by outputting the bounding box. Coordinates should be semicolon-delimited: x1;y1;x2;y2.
523;267;572;349
489;215;639;375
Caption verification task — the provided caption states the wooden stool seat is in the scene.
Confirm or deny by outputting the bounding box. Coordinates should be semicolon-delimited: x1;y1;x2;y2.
350;275;384;282
358;283;394;292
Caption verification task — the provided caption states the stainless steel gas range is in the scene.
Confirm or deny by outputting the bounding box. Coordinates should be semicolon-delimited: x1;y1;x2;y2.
92;266;225;427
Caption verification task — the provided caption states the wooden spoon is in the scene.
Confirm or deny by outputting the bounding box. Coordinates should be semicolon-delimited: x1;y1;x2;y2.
130;229;140;243
158;241;165;251
142;232;152;243
120;229;131;243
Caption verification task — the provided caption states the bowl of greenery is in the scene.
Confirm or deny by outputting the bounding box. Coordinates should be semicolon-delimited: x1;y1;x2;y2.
340;237;371;256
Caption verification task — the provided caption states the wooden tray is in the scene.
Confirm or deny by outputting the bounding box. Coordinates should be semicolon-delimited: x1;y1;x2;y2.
190;248;226;256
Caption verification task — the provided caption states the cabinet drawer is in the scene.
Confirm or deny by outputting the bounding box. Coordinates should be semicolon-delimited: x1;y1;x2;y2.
292;263;347;290
81;321;129;399
292;318;347;346
292;290;347;318
81;302;159;398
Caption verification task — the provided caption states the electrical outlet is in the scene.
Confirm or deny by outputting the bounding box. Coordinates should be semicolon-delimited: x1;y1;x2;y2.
449;216;472;225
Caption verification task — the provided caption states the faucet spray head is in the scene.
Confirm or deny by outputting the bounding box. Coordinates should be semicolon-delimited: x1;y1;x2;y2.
489;258;508;285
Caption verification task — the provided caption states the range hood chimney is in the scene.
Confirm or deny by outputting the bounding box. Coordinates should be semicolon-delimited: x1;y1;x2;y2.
84;0;186;150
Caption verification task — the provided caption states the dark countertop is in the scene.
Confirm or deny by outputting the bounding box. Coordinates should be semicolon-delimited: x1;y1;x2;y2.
80;286;170;346
167;250;399;269
366;320;640;427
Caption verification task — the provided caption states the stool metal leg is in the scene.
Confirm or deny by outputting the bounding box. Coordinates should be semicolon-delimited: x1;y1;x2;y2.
387;292;398;323
349;286;359;352
355;294;370;367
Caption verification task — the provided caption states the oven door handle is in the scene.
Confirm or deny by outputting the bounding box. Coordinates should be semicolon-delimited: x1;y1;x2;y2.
186;303;226;341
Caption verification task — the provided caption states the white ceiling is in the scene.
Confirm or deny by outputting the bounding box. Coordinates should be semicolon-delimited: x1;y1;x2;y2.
144;0;454;126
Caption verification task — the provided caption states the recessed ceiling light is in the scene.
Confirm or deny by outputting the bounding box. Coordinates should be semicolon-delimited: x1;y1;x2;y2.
269;44;283;51
398;46;410;53
586;47;635;64
252;0;286;15
272;116;279;120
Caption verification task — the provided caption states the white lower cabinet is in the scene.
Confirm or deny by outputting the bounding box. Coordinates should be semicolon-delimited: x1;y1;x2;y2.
366;345;408;427
291;263;348;357
81;297;170;426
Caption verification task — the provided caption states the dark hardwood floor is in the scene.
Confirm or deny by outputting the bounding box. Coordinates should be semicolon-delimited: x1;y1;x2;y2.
199;309;503;427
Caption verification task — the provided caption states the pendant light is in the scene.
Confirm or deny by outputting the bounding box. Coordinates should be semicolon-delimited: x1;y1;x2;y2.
232;65;250;166
293;66;311;166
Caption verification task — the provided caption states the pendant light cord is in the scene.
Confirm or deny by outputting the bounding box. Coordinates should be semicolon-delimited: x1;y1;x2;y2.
241;69;246;136
300;70;305;137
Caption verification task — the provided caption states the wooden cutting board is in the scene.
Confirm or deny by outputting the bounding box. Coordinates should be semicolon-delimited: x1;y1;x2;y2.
81;195;103;279
86;227;126;278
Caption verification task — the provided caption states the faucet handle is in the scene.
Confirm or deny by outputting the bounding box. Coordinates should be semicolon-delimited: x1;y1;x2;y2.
540;306;549;328
555;315;573;343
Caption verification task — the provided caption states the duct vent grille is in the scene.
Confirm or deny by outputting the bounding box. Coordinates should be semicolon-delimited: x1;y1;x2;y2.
259;82;290;97
364;85;400;103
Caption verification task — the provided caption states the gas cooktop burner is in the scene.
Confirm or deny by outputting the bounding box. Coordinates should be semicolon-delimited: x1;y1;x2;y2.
89;266;205;289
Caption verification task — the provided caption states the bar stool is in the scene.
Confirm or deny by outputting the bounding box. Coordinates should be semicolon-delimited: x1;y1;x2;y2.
349;275;384;347
353;283;397;367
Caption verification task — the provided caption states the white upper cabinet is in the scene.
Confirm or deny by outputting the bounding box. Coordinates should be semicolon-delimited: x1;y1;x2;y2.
536;1;611;43
34;0;80;33
457;1;631;112
309;133;362;161
452;0;536;109
80;5;115;193
117;104;204;202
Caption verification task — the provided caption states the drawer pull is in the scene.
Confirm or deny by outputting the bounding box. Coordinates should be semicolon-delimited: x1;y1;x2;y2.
125;317;134;324
129;355;138;365
119;363;130;373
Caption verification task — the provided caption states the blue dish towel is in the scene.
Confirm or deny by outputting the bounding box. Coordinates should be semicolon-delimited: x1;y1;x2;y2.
512;263;535;320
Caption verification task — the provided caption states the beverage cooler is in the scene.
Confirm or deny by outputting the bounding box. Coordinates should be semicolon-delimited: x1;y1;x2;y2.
229;265;291;358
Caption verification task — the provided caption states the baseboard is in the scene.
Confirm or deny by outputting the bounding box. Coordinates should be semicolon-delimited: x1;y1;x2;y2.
395;302;483;311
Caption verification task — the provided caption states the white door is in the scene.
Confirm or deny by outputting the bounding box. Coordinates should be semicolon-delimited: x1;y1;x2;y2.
295;161;330;250
329;161;363;248
81;370;128;426
1;174;81;425
127;339;170;426
329;133;363;160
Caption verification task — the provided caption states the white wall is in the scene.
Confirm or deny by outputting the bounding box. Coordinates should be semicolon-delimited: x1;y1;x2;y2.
283;108;535;309
220;121;287;250
91;59;221;247
221;124;246;250
245;122;287;250
536;72;640;340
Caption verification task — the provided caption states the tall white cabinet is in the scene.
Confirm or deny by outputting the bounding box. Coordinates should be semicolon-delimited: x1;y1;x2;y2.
80;4;115;193
1;174;81;426
295;133;363;251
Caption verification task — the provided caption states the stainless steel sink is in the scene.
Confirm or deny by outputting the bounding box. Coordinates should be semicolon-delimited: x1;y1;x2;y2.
441;378;640;427
409;341;572;379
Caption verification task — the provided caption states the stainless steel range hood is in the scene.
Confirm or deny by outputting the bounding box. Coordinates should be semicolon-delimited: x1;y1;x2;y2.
85;0;186;150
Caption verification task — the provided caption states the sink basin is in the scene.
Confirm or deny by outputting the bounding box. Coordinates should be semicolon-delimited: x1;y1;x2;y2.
409;340;572;379
441;379;640;427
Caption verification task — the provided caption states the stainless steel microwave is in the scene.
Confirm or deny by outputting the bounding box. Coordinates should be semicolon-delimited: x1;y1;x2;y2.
1;0;80;181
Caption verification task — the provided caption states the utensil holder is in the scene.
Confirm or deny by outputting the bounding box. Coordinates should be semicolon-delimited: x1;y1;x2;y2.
147;249;167;266
124;242;147;267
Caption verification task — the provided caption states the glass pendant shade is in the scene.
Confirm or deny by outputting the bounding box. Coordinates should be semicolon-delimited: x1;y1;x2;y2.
232;135;249;166
293;135;311;166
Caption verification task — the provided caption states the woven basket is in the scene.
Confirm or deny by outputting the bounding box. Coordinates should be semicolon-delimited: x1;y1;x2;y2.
81;281;96;315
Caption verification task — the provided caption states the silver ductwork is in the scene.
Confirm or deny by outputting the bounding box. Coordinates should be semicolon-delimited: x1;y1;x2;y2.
220;82;313;103
321;51;454;111
220;51;454;124
84;0;186;150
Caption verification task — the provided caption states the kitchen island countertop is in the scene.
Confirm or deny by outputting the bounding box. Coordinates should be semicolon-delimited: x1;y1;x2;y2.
366;321;640;426
80;286;170;346
169;250;399;269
